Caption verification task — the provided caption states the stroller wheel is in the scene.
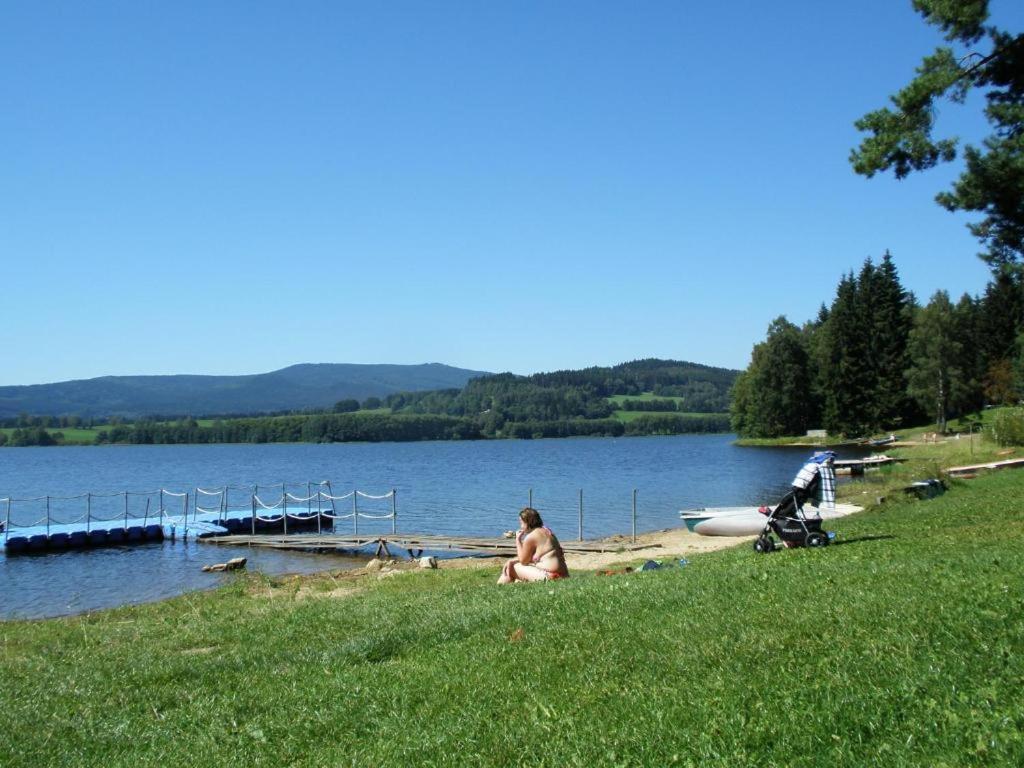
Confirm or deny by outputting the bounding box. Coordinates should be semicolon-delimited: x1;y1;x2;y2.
754;535;775;554
805;531;828;548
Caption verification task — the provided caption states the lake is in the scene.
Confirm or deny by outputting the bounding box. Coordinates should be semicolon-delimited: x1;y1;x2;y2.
0;435;856;618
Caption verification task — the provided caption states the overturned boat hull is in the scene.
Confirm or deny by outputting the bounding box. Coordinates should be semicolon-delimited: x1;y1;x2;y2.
679;504;862;536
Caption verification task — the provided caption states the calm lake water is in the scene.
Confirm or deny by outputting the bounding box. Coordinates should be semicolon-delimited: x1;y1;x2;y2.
0;435;860;619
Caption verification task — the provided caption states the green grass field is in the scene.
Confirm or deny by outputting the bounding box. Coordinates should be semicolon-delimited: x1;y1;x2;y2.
2;467;1022;766
611;409;724;423
0;426;103;445
606;392;724;424
607;392;688;406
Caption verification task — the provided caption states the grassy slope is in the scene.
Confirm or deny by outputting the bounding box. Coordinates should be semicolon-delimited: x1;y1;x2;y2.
607;393;688;406
608;392;721;424
612;409;724;423
2;471;1023;766
0;427;102;445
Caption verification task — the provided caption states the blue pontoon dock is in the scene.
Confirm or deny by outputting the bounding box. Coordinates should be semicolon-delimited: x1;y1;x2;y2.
2;483;397;555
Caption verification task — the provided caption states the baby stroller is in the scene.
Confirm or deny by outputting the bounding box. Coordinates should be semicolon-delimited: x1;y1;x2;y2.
754;451;836;554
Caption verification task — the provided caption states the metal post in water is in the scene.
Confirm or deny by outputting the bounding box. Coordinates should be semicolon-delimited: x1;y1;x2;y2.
143;498;150;526
632;489;637;544
323;480;336;518
87;493;92;532
283;490;288;535
251;496;256;535
353;489;358;536
392;488;397;535
46;495;51;536
158;489;164;526
124;491;129;531
578;488;584;541
316;486;322;535
528;488;533;508
307;482;312;516
4;498;11;543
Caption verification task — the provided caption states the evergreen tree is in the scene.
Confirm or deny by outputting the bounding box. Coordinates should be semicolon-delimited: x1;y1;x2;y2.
870;252;917;425
953;292;985;413
851;1;1024;268
816;255;916;435
977;271;1024;400
822;273;876;436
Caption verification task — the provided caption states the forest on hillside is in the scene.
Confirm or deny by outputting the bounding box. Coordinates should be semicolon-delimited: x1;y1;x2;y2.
731;253;1023;438
1;359;737;445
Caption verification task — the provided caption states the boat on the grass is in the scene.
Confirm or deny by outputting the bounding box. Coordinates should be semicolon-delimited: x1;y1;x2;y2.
679;503;862;537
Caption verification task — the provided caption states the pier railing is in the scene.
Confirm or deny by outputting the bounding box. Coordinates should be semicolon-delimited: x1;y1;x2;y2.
3;483;650;546
1;480;399;542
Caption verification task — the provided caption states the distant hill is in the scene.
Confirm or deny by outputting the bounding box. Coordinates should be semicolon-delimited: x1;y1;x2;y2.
0;363;490;418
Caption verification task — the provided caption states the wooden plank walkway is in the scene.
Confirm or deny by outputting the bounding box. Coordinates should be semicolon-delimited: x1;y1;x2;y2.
834;456;906;475
946;457;1024;477
201;532;654;558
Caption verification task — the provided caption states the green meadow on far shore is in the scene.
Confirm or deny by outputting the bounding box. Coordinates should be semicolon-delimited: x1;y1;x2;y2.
0;426;102;445
2;441;1022;765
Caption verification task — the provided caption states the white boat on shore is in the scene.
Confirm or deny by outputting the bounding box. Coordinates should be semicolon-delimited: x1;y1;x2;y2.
679;503;862;537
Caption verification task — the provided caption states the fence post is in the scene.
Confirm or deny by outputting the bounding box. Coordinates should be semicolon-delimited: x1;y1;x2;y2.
353;490;358;536
326;481;337;517
392;489;397;535
578;488;584;541
632;489;637;544
46;495;51;536
87;493;92;533
124;491;129;530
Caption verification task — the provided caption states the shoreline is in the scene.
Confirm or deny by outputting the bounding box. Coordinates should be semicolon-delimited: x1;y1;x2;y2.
251;525;759;602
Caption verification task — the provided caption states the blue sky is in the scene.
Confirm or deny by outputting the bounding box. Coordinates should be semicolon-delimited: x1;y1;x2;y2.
2;1;1021;385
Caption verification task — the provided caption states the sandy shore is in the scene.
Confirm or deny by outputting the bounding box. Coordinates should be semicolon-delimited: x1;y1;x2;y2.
439;526;753;573
256;526;756;600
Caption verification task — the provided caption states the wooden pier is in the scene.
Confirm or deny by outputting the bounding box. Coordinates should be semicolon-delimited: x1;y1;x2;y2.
201;532;654;559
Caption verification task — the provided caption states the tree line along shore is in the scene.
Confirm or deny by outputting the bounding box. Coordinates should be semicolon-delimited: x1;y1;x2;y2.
0;359;736;446
730;252;1024;449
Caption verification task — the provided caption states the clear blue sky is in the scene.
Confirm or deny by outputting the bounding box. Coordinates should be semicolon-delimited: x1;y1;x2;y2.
2;1;1022;385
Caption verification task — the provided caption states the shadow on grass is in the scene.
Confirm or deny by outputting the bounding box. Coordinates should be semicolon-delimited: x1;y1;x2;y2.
830;534;896;547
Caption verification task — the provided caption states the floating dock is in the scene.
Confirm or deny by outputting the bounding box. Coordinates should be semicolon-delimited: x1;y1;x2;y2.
0;511;330;555
1;483;390;555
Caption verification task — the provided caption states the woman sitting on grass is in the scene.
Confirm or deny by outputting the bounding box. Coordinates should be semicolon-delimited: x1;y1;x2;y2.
497;507;569;584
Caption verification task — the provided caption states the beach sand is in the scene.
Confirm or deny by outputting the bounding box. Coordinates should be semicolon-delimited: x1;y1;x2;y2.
252;526;756;600
439;526;753;573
